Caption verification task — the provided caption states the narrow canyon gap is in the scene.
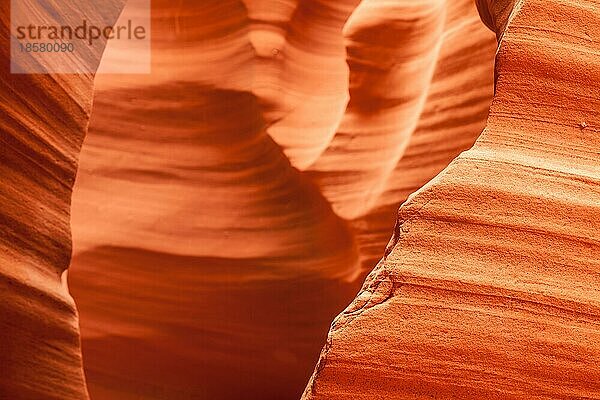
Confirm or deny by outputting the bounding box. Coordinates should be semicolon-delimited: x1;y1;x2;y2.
0;0;495;399
68;0;495;399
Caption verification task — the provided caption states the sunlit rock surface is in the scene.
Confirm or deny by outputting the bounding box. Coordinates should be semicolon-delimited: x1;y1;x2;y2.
68;0;494;399
2;0;500;398
303;0;600;398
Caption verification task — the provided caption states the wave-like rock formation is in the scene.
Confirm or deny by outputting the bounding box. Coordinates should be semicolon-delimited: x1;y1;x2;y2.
66;0;495;399
70;2;362;399
0;2;125;399
304;0;600;398
1;0;496;399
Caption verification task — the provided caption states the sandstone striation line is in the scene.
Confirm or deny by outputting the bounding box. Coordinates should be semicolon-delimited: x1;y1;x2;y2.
303;0;600;398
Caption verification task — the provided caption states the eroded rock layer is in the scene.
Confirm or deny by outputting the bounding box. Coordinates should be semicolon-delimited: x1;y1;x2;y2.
66;0;496;399
304;0;600;398
70;2;360;399
0;1;125;399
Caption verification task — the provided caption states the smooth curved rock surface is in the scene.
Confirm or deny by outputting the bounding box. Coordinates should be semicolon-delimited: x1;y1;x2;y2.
304;0;600;398
0;0;495;399
0;1;125;399
66;0;495;399
70;2;359;399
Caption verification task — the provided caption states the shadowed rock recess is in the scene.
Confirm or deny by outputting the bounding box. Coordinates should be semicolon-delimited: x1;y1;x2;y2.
4;0;597;399
303;0;600;398
67;0;494;399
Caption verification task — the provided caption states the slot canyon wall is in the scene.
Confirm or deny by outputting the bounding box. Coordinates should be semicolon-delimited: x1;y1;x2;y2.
68;0;495;399
304;0;600;398
0;1;126;399
1;0;597;399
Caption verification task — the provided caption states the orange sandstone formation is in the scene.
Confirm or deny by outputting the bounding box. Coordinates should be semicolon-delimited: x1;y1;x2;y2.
314;0;496;271
1;0;498;399
67;0;495;399
69;2;360;399
304;0;600;398
308;0;448;219
0;2;125;399
249;0;361;168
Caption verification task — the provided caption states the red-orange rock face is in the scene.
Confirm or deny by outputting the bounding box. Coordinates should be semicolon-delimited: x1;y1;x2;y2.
0;2;125;399
303;0;600;398
66;0;495;399
9;0;597;399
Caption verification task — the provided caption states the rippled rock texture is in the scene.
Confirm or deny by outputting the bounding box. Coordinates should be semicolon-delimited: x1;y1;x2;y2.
66;0;496;399
15;0;599;398
0;1;125;399
304;0;600;398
